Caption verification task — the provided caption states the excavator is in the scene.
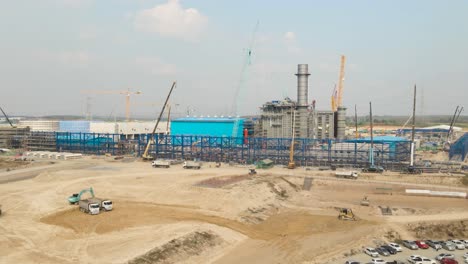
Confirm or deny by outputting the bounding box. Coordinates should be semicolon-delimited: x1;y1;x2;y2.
68;187;94;204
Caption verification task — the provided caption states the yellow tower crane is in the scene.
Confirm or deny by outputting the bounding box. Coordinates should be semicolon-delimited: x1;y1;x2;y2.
331;55;346;111
81;89;142;122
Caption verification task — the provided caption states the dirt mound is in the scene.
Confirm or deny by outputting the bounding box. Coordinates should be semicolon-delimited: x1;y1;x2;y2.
40;202;374;240
195;174;252;188
407;220;468;239
128;231;222;264
0;157;29;170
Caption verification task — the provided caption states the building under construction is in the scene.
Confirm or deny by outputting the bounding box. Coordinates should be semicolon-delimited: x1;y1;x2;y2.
258;64;346;140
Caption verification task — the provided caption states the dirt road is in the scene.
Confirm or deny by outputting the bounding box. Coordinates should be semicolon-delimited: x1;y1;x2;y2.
1;158;467;264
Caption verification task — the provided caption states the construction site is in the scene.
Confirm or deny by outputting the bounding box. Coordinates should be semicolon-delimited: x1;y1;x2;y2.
1;2;468;261
1;55;467;263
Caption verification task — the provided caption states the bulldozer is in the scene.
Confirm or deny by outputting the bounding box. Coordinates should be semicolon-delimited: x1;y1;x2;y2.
338;208;356;221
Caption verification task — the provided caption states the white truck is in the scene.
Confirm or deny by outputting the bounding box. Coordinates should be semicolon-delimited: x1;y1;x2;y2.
335;171;359;179
151;159;171;168
183;161;201;170
79;199;100;215
90;198;113;211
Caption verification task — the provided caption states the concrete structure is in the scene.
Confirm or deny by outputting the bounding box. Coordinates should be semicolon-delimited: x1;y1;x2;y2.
336;106;346;140
316;111;334;139
18;120;59;132
258;64;337;139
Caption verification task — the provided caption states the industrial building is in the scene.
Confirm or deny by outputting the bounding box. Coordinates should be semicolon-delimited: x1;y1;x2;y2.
257;64;345;140
16;120;168;138
171;117;245;138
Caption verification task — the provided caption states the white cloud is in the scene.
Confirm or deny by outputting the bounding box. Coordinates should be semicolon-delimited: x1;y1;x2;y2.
284;31;301;54
134;0;208;40
135;57;177;75
284;31;296;42
59;0;93;8
58;51;90;65
35;50;91;67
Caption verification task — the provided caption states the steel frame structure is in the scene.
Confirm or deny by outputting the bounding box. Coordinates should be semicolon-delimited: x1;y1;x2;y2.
2;131;411;168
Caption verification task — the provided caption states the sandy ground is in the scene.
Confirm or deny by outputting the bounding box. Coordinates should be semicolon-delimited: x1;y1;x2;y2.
0;157;467;264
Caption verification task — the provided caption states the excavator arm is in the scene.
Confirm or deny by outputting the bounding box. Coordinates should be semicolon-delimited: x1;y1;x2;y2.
68;187;95;204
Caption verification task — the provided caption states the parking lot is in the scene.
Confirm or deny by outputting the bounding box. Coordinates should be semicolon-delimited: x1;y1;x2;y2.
335;245;468;263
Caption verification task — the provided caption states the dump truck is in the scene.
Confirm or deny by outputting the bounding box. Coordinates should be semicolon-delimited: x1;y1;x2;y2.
183;161;201;169
89;198;113;211
335;171;359;179
79;199;100;215
151;159;171;168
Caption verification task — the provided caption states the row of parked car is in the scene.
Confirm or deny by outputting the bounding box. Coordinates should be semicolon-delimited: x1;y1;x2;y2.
401;240;468;251
345;239;468;264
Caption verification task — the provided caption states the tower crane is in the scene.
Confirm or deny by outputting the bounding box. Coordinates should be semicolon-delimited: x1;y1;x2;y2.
331;55;346;112
231;21;259;138
80;88;142;122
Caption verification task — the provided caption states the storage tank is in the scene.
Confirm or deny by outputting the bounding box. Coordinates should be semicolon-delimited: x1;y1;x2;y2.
295;64;310;107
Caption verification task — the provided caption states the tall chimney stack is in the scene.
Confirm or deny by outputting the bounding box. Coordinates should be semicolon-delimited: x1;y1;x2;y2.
295;64;310;107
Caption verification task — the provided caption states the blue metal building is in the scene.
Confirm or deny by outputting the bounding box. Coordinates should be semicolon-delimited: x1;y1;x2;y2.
171;117;245;138
59;121;91;133
449;132;468;161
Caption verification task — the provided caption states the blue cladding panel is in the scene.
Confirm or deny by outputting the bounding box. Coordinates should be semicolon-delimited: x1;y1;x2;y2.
171;118;245;138
59;121;90;133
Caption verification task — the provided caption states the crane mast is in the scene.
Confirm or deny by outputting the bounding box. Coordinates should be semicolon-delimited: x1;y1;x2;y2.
337;55;346;108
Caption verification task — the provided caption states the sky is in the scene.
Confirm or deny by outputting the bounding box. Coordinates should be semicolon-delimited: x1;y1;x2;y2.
1;0;467;119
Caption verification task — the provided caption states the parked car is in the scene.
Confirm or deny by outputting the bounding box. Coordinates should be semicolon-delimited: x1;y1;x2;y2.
415;240;429;249
381;245;397;254
440;258;458;264
345;261;360;264
450;240;466;249
370;258;385;264
375;247;390;256
426;240;442;250
462;240;468;247
388;242;403;252
408;255;437;264
441;241;456;251
402;240;419;250
464;252;468;258
365;247;379;258
435;253;455;260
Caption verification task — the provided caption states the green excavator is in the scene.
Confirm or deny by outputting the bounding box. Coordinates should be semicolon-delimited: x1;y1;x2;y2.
68;187;94;204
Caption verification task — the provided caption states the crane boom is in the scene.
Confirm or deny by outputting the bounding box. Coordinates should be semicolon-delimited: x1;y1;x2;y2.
142;82;176;160
231;21;259;138
0;106;15;128
337;55;346;108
